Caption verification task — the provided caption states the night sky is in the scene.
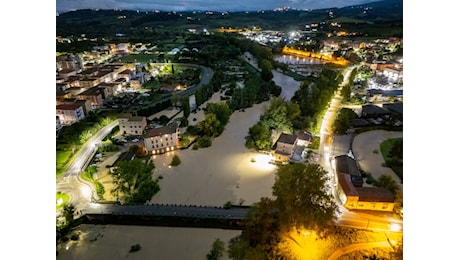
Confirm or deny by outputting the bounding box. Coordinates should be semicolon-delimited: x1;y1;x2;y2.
57;0;381;13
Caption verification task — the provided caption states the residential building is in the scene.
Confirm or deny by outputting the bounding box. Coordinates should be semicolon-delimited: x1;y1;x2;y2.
334;155;395;212
77;87;104;109
56;98;92;115
97;82;122;98
144;123;180;155
56;103;85;125
118;114;147;136
274;133;297;163
337;173;395;212
273;131;313;163
56;116;62;131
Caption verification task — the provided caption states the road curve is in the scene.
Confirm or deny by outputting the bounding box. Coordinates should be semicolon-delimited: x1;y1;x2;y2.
327;241;392;260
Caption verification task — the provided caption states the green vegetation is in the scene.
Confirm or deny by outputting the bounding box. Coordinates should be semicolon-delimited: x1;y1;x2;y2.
332;108;358;134
56;192;70;210
223;201;233;209
373;175;400;196
292;69;343;132
380;138;403;183
308;136;321;150
246;97;306;151
129;244;142;253
119;53;157;63
56;112;116;178
81;166;105;199
273;163;337;231
170;155;181;166
228;163;338;258
206;239;225;260
110;159;160;204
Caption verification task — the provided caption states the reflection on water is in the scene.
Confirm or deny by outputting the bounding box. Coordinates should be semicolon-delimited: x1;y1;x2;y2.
274;55;327;65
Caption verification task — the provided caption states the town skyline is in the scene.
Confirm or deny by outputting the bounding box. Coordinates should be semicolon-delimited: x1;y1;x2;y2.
56;0;382;14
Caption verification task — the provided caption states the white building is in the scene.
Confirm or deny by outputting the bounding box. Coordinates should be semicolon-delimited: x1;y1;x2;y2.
56;104;85;125
118;114;147;136
144;124;180;155
56;116;62;131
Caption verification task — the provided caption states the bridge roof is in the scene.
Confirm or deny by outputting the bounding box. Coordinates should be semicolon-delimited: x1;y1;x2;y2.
83;204;249;220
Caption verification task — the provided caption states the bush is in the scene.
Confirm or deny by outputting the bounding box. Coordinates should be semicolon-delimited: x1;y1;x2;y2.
224;201;232;209
70;234;79;241
197;136;212;148
170;155;181;166
130;244;141;253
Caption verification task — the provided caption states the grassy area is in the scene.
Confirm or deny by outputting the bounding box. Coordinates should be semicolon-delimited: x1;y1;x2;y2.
119;53;158;63
56;150;76;177
81;166;106;200
56;192;70;210
56;150;72;168
380;138;403;182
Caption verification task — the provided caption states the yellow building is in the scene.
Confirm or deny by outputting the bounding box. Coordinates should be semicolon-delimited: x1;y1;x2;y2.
335;155;395;212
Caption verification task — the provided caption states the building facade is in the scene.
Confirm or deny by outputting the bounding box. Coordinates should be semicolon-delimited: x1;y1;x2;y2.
144;124;180;155
118;114;147;136
56;103;85;125
335;155;395;212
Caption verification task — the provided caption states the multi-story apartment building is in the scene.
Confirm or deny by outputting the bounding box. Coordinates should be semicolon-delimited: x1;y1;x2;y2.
118;114;147;136
144;123;180;155
56;103;85;126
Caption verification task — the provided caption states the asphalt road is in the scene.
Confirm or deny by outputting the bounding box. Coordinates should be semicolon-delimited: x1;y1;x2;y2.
57;121;118;211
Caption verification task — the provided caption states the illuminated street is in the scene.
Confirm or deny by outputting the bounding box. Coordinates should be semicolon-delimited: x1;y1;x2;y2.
56;120;119;211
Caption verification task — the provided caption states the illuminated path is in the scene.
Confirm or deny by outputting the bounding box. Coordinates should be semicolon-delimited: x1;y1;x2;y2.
327;241;393;260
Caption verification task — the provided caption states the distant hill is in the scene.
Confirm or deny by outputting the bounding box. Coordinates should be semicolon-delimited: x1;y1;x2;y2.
56;0;402;38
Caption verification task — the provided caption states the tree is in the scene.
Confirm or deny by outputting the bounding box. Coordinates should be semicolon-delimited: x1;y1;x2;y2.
341;84;351;102
333;108;358;134
206;238;225;260
170;155;181;166
227;236;266;260
272;163;338;231
62;204;76;225
260;97;292;133
180;96;191;118
242;197;279;248
198;113;221;137
110;159;159;204
247;121;272;150
206;102;233;126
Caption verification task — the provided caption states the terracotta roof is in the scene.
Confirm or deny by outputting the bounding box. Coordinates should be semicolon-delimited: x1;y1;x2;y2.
56;104;82;110
145;126;176;138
